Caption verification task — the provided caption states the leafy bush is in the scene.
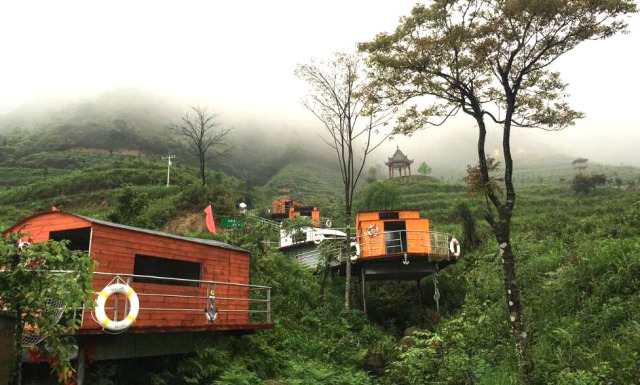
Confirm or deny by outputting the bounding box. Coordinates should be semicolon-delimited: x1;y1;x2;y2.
571;173;607;195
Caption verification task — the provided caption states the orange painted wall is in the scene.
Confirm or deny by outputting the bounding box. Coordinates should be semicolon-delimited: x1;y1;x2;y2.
405;218;431;254
355;210;431;259
4;212;251;331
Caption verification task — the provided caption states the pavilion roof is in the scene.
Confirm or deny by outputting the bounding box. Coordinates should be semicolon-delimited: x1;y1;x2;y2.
386;146;413;165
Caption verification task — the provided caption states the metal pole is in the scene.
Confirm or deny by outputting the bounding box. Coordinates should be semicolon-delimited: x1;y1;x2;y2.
266;288;271;323
77;344;86;385
361;267;367;314
161;153;176;187
124;277;131;317
114;291;119;322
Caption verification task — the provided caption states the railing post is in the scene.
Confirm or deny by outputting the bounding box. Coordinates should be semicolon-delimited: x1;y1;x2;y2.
114;291;119;322
124;277;131;317
205;283;210;316
266;288;271;323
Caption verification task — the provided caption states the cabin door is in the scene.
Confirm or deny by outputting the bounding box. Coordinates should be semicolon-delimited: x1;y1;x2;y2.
384;221;407;254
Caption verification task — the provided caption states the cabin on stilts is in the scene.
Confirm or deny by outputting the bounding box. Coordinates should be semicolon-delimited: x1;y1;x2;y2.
348;209;460;312
3;211;272;383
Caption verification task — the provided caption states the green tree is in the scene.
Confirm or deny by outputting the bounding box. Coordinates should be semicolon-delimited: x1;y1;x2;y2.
295;52;393;313
365;166;378;184
0;234;95;384
108;183;149;227
417;161;431;176
361;181;400;210
361;0;636;378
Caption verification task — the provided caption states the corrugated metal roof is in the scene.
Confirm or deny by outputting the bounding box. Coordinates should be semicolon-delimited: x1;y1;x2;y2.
2;210;247;253
78;215;248;252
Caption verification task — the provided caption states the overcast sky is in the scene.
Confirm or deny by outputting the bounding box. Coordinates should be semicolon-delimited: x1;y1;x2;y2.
1;1;639;165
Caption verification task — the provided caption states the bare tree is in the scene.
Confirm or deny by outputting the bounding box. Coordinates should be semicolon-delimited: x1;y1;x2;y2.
170;106;232;185
295;52;392;313
362;0;636;378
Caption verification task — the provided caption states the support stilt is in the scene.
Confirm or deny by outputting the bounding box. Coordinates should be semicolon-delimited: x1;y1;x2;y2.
76;344;86;385
361;268;367;314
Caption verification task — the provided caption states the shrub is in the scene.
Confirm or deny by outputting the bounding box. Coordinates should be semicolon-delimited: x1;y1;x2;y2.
571;173;606;195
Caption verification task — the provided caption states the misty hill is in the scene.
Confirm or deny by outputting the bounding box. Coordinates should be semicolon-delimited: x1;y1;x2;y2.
0;88;340;185
0;88;180;160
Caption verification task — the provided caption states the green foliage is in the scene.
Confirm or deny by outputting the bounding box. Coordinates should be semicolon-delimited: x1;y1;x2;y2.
280;216;314;243
455;201;480;250
108;183;150;227
417;161;431;176
0;234;96;383
571;173;607;195
366;166;378;184
358;181;401;211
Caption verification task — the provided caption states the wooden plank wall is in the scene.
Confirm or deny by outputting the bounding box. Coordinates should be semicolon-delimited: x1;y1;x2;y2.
6;212;91;243
87;224;250;330
5;212;253;332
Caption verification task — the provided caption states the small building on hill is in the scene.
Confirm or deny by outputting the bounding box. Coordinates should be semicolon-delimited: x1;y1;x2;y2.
572;158;589;170
3;211;272;380
271;198;321;227
386;146;413;178
279;227;347;269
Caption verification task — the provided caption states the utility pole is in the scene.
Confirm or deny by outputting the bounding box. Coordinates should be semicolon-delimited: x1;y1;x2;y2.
161;153;176;187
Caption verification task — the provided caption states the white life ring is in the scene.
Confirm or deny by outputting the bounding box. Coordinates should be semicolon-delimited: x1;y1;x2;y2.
449;238;461;258
325;219;332;228
350;242;361;262
95;283;140;332
367;225;379;237
17;240;30;250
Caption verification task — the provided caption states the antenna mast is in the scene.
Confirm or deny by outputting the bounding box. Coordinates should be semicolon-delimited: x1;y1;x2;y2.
161;153;176;187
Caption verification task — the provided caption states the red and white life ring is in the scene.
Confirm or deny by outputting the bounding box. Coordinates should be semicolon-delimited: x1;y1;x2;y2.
367;225;379;237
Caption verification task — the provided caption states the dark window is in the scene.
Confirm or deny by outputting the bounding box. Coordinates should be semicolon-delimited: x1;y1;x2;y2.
294;206;315;217
379;212;400;220
384;221;407;254
133;255;201;287
49;227;92;251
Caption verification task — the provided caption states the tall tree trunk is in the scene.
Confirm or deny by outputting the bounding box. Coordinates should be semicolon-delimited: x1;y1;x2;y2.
199;154;206;185
344;210;352;314
319;268;329;300
474;106;532;379
496;226;531;378
499;108;532;378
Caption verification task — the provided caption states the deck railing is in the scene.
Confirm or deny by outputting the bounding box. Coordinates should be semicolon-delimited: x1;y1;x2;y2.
356;230;454;258
87;272;272;327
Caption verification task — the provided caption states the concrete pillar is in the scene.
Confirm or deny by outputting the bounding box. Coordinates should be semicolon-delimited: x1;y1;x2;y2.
0;312;17;385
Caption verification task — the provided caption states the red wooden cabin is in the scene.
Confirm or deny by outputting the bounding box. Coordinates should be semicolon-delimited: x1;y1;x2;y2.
3;211;272;335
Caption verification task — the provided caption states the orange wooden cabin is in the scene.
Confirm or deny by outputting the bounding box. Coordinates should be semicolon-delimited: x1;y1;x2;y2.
350;210;459;312
355;210;454;263
272;198;321;227
351;209;458;281
3;211;273;335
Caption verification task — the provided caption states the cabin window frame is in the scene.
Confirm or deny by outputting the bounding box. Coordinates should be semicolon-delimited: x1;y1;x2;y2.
48;227;92;252
133;254;202;287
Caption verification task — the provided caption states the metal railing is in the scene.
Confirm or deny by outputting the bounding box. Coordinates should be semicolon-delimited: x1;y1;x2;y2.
356;230;453;258
90;272;272;327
